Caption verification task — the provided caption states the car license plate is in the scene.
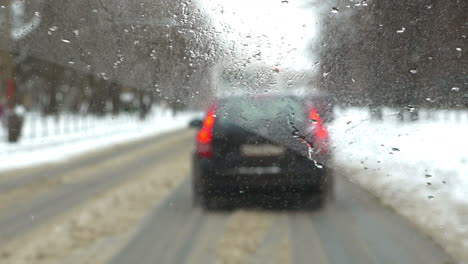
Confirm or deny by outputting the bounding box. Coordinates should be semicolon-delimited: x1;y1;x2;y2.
238;166;281;174
240;144;285;157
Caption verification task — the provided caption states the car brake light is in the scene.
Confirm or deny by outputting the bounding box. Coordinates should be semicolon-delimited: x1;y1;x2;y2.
196;105;216;158
309;107;329;154
308;107;322;124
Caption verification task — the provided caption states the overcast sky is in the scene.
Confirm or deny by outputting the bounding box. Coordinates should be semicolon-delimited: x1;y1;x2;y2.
198;0;319;72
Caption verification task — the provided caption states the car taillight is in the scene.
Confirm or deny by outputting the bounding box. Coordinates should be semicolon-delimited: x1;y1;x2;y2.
309;107;329;154
196;106;216;158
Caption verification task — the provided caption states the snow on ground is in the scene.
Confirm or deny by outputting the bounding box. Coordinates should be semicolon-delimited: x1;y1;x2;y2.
0;107;199;172
1;103;468;261
330;107;468;262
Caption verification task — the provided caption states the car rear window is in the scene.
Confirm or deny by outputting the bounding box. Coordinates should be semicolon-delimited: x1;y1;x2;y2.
217;96;306;125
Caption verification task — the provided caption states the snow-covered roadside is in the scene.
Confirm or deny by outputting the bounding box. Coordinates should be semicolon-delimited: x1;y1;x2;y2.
0;107;200;173
330;107;468;263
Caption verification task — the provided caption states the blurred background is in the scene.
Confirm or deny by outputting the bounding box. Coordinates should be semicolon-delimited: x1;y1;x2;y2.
0;0;465;143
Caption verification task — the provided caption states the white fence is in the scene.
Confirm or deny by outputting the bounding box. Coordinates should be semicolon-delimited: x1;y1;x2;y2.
0;107;178;150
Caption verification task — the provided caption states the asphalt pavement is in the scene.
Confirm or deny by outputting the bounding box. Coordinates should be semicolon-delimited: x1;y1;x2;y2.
0;129;454;264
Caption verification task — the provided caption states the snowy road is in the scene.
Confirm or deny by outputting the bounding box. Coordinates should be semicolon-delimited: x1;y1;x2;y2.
0;129;454;264
111;175;451;264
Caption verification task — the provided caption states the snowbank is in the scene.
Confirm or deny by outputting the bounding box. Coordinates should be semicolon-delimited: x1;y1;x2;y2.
330;107;468;262
0;108;199;172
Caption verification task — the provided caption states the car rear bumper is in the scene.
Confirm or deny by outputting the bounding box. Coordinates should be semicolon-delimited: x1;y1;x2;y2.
193;156;329;191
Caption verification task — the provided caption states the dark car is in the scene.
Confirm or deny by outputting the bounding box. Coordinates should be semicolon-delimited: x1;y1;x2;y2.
190;94;334;209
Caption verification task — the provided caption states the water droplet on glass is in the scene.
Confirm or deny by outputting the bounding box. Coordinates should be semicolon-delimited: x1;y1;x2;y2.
397;27;406;33
314;161;323;169
405;105;416;112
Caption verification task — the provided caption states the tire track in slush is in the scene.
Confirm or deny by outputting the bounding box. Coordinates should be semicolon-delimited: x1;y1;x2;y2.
0;145;192;264
0;132;193;244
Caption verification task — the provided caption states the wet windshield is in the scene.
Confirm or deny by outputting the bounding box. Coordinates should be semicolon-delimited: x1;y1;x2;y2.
0;0;466;263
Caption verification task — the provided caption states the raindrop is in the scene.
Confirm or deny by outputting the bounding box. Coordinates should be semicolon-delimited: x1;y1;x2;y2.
425;174;432;178
396;27;406;33
427;195;434;199
68;61;75;65
61;39;71;43
391;147;400;151
456;48;462;52
451;87;460;92
92;9;98;13
330;7;339;14
281;0;288;3
314;161;323;169
426;182;431;186
73;30;79;36
410;69;417;74
405;105;416;112
34;11;40;16
49;26;58;31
